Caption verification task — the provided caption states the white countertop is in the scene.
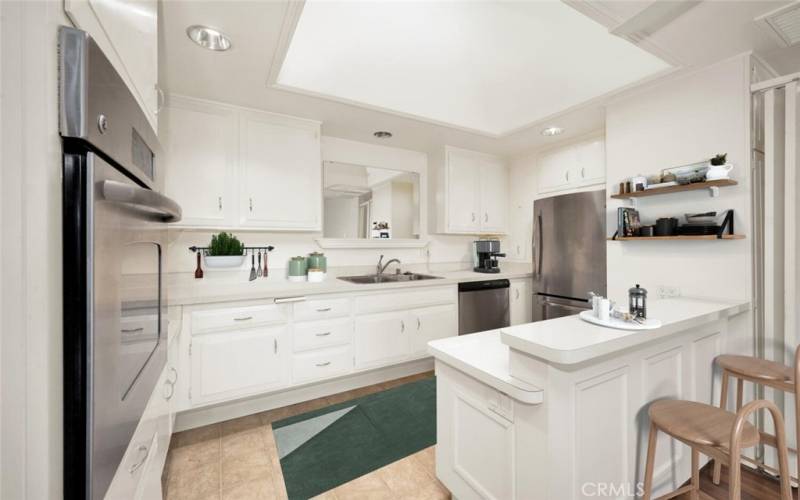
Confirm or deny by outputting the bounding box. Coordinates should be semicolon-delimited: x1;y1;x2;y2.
164;262;533;306
501;297;750;366
428;330;544;404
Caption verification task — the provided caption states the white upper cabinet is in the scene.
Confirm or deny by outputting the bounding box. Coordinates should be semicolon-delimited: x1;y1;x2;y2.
537;136;606;194
162;98;238;227
436;147;509;234
238;112;321;230
162;96;322;231
65;0;159;130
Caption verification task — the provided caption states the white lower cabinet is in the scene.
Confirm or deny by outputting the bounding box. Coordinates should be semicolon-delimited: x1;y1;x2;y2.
410;304;458;357
190;326;290;405
292;345;353;383
509;278;532;326
354;311;411;369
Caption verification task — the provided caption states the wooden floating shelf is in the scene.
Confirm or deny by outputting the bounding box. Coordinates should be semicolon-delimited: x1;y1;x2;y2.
609;234;745;241
610;179;737;199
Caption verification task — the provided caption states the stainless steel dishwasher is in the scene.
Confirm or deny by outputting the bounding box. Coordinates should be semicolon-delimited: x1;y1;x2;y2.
458;279;510;335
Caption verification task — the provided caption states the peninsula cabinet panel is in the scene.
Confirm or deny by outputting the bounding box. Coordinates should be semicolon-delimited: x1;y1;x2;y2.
189;326;289;406
162;100;238;226
238;112;322;230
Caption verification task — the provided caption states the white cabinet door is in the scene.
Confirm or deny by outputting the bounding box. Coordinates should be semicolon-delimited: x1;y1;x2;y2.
410;304;458;357
479;160;509;233
239;112;321;230
537;148;573;193
65;0;159;129
575;138;605;185
510;279;532;326
446;151;481;233
190;326;289;406
354;311;410;369
162;99;238;226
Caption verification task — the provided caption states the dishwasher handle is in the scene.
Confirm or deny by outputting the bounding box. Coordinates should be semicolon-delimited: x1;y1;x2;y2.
458;279;510;292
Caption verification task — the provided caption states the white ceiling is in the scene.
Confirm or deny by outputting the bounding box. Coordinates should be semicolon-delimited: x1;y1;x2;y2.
159;1;800;159
275;1;669;136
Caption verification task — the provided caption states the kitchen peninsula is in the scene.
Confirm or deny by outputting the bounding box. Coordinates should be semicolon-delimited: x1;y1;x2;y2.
429;297;750;500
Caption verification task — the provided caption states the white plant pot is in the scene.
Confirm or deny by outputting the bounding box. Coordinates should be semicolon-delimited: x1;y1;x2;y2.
705;163;733;180
204;255;246;269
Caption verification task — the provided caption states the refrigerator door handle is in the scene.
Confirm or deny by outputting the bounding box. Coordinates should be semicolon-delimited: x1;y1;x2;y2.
535;211;543;276
540;296;588;312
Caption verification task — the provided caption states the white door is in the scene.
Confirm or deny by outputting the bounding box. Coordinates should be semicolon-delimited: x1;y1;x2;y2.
537;148;573;194
446;151;481;233
410;304;458;357
510;279;532;326
480;160;509;233
162;100;238;226
575;138;606;184
239;112;321;230
65;0;159;128
354;311;410;368
190;326;289;406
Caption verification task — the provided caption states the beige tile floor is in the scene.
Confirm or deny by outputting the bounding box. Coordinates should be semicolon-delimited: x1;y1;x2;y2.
163;372;449;500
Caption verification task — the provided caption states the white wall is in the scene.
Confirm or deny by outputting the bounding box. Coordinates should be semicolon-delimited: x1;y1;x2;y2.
1;3;71;498
605;55;752;304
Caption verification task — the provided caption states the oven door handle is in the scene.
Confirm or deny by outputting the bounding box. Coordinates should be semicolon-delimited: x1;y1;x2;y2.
100;180;182;222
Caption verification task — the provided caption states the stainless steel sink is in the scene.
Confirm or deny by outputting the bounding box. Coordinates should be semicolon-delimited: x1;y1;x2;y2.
338;272;442;284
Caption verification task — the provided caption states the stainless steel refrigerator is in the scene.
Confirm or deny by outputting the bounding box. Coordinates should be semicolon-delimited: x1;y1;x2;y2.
532;190;607;321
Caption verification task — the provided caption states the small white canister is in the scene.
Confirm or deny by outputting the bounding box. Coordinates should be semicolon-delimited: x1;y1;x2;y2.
598;298;611;321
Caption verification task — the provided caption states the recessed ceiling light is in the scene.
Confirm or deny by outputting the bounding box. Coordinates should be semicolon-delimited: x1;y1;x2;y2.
186;25;232;51
373;131;393;139
541;126;564;137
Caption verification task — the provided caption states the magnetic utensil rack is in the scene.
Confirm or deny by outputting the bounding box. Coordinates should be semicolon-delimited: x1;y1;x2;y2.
188;245;275;255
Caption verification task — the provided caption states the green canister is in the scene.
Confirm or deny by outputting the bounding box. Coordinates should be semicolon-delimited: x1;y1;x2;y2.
307;252;327;273
288;256;308;278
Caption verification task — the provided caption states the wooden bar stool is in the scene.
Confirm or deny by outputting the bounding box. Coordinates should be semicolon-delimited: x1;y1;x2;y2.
642;398;792;500
712;347;799;486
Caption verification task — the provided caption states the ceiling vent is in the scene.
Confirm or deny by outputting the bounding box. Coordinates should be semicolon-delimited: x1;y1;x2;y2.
757;3;800;47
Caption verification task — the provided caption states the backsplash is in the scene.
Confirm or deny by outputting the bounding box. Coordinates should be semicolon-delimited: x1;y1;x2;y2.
164;230;499;276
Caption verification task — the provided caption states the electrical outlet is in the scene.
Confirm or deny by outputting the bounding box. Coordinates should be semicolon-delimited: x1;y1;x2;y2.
656;286;681;299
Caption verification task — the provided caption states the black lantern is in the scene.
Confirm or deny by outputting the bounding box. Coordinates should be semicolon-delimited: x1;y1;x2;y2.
629;284;647;319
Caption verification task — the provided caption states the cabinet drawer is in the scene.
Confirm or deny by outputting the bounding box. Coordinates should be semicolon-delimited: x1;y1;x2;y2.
294;297;351;322
292;345;353;383
355;286;456;314
191;304;287;334
293;318;352;352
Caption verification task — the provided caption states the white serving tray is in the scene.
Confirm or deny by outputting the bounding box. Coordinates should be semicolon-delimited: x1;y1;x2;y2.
578;310;662;331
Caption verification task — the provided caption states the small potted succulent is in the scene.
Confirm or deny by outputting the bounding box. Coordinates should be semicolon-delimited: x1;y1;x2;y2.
204;232;246;268
706;153;733;180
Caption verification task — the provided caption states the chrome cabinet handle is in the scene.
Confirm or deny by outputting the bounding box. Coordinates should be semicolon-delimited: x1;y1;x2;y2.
218;196;222;211
275;296;307;304
484;213;488;223
417;317;421;330
128;445;149;474
316;307;332;312
234;316;253;322
566;171;570;182
316;361;331;367
315;332;331;337
581;167;586;178
400;320;405;333
163;379;175;400
515;289;520;300
121;327;144;333
168;367;178;384
249;197;253;212
274;339;278;354
155;85;165;114
471;213;476;222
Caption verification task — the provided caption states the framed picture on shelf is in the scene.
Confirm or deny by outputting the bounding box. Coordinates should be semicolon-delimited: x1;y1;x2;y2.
617;207;641;237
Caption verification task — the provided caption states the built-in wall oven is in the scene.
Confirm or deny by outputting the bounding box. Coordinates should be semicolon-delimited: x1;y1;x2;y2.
60;27;182;499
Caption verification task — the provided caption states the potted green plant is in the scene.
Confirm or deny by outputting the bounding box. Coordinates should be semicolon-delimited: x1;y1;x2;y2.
204;232;246;268
706;153;733;180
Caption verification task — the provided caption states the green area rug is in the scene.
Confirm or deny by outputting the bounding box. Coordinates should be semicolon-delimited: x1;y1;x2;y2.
272;377;436;500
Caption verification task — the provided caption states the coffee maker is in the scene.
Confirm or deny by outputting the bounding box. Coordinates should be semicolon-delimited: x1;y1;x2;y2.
473;240;505;273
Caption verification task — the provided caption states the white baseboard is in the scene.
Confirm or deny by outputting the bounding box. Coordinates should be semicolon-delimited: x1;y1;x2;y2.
174;358;434;432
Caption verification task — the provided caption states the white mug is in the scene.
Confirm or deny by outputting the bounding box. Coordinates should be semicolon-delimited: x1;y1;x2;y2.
598;299;610;321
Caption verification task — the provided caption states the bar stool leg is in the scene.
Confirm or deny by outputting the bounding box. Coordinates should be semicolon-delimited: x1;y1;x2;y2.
736;378;744;411
691;449;700;500
643;422;658;500
713;371;730;485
